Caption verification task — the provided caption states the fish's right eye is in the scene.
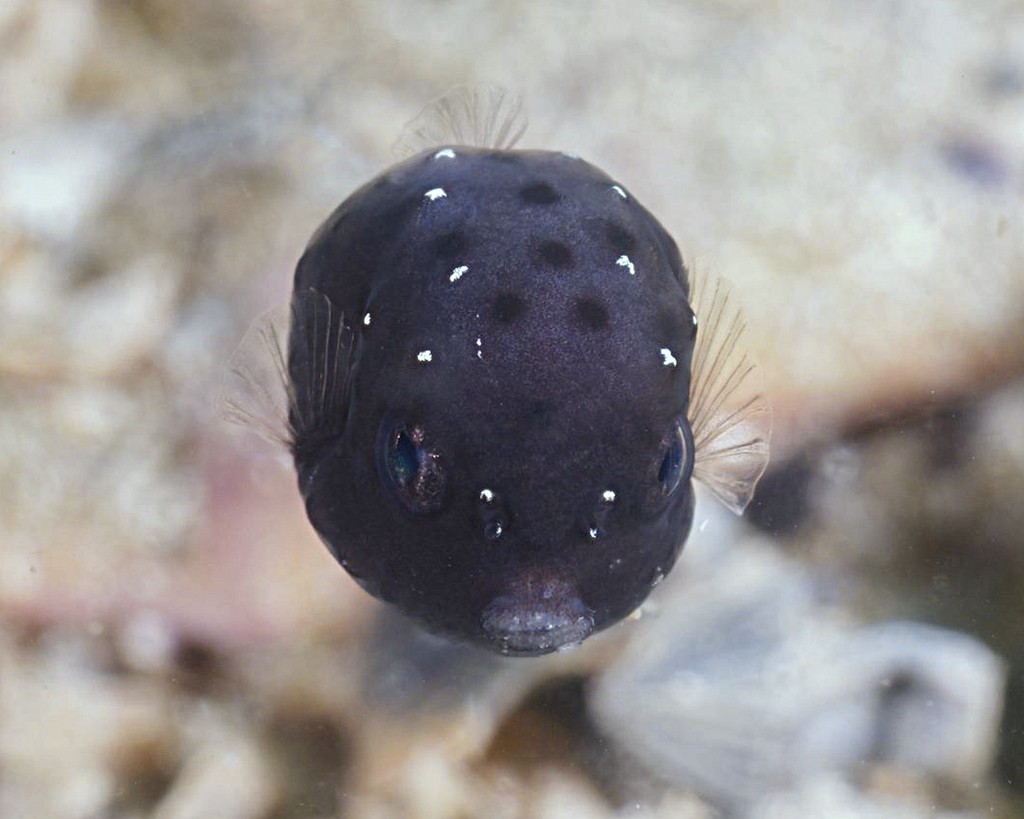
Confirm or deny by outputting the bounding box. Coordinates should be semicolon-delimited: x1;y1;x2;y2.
379;422;447;514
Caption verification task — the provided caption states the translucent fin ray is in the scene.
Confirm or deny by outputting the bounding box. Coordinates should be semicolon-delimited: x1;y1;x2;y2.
219;290;354;452
220;302;294;448
394;84;528;156
688;268;771;514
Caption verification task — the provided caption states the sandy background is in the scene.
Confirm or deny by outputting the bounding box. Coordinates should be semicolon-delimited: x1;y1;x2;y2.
2;1;1023;817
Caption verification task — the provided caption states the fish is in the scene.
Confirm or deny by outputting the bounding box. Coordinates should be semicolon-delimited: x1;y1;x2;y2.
222;86;770;657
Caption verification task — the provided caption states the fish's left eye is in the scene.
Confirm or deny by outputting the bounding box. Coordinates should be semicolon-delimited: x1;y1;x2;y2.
379;421;447;514
657;419;694;497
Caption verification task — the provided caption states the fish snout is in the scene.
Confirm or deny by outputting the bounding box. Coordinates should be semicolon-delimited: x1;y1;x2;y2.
481;570;594;656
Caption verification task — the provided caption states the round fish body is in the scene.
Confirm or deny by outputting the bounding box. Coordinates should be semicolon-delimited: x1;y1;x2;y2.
287;147;698;655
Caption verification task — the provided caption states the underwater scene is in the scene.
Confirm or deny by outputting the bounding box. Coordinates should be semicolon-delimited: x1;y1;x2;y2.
2;1;1023;817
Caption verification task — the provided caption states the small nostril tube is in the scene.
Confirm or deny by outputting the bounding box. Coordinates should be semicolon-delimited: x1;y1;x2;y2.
479;487;506;540
481;570;594;656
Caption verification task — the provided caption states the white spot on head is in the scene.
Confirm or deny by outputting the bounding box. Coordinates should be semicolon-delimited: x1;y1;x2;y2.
660;347;678;367
561;151;580;159
480;488;494;503
616;254;636;275
424;187;447;201
417;349;433;362
611;184;627;199
362;312;371;326
691;313;698;326
602;489;616;503
588;527;599;539
434;148;456;159
449;264;468;282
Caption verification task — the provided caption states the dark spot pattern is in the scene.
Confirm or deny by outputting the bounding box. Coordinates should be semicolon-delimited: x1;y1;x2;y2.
493;292;527;324
574;298;610;330
606;221;636;254
433;230;468;260
657;307;684;338
374;195;419;245
525;400;553;429
539;240;573;268
519;182;560;205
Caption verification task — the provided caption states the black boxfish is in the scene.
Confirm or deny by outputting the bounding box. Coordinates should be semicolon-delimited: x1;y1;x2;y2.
224;87;770;656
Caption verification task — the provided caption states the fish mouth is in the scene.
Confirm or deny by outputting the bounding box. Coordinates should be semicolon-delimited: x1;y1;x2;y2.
481;570;594;656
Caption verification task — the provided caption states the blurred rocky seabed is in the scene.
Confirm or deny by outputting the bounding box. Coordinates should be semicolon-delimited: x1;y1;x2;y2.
1;1;1023;817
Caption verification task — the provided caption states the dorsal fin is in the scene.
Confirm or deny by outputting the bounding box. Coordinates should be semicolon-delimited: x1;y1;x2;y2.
393;84;528;156
688;268;771;514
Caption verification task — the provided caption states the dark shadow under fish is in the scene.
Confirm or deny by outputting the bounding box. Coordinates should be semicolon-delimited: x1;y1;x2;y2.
222;86;770;656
